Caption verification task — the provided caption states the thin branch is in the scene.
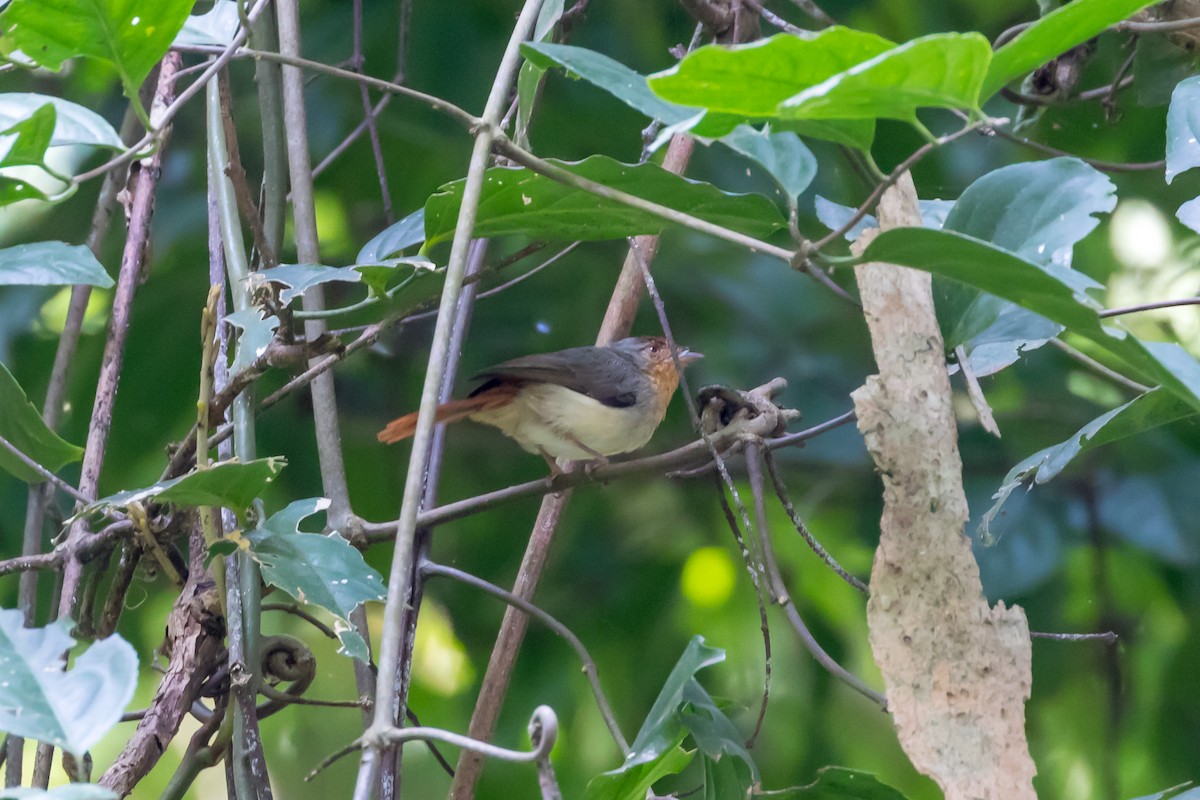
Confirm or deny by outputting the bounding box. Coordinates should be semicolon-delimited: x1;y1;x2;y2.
421;560;629;753
1100;297;1200;317
357;3;548;796
1030;630;1119;643
744;442;887;708
813;119;989;252
762;449;868;594
980;124;1164;172
0;435;91;504
1049;339;1151;394
1115;15;1200;32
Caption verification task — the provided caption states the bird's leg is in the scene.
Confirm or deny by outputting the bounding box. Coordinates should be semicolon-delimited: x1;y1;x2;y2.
539;448;566;480
562;434;609;477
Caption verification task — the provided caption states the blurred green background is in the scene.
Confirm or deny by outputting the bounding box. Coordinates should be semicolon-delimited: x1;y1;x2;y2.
2;0;1200;797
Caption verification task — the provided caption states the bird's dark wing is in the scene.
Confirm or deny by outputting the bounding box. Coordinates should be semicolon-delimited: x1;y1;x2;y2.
469;345;642;408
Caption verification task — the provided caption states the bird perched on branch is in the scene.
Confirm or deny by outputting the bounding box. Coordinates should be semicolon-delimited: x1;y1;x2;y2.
377;336;702;469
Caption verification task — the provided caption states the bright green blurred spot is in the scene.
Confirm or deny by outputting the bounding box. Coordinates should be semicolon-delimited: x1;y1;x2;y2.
412;601;474;696
1066;370;1124;408
681;546;736;608
38;285;110;335
313;190;352;255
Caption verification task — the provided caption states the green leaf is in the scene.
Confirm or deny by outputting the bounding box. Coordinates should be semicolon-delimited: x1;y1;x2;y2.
1133;34;1197;108
982;0;1158;100
779;33;991;121
583;739;692;800
680;680;757;782
0;103;54;167
424;155;786;246
244;499;387;661
1166;75;1200;184
356;208;426;264
1130;783;1200;800
701;752;754;800
622;636;725;771
0;785;119;799
980;389;1195;540
649;29;896;118
720;124;816;203
935;157;1116;370
0;0;195;104
522;42;695;125
760;766;913;798
861;228;1200;411
174;0;241;47
81;457;286;517
0;93;123;149
223;309;280;374
0;242;113;288
514;0;564;146
0;362;83;482
0;609;137;756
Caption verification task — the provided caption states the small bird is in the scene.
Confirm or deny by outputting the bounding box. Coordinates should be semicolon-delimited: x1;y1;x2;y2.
377;336;702;468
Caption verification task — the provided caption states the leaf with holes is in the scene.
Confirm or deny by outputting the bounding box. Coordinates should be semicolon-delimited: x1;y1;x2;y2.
0;609;137;755
244;499;386;661
0;362;83;482
424;155;785;246
80;457;286;518
223;309;280;375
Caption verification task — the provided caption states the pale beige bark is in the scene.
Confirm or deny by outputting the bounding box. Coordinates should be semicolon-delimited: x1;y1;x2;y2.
851;174;1036;799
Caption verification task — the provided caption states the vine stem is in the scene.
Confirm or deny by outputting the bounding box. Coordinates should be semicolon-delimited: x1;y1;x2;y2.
352;2;549;797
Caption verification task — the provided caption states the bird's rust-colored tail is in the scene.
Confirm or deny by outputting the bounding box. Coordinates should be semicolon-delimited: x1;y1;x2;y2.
377;386;515;444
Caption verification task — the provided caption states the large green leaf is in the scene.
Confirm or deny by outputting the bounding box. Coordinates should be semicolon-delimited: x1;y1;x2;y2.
981;0;1158;100
0;93;123;150
649;29;896;117
935;158;1116;373
860;228;1200;411
244;499;387;661
1166;75;1200;184
981;389;1195;540
0;0;194;105
0;242;113;288
779;33;991;121
357;208;427;264
81;457;286;517
0;609;137;755
0;362;83;482
423;155;786;246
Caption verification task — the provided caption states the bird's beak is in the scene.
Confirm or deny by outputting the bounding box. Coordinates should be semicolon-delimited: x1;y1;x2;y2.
677;347;704;365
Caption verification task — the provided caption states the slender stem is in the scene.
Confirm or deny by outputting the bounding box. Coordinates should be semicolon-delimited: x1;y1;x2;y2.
355;3;549;797
1115;14;1200;32
0;435;91;504
422;561;629;753
1049;339;1150;394
1100;297;1200;317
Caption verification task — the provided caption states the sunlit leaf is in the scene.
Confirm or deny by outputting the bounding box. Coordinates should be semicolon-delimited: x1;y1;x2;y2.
0;242;113;288
0;0;194;104
583;740;692;800
981;0;1158;99
0;362;83;482
244;498;387;661
779;33;991;121
0;609;137;755
424;155;786;246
